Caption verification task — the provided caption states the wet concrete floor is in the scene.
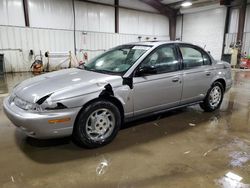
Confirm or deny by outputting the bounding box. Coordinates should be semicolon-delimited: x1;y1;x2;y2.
0;70;250;188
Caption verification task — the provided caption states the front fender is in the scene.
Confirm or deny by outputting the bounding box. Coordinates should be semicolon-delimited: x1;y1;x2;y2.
46;84;133;118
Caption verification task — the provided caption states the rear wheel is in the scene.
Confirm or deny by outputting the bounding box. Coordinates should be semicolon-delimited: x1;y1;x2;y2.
73;100;121;148
200;82;224;112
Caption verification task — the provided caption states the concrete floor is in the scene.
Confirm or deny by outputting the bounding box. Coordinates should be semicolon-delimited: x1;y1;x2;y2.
0;70;250;188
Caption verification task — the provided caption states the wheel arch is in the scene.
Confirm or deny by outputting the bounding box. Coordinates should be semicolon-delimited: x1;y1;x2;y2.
213;78;226;91
73;95;125;131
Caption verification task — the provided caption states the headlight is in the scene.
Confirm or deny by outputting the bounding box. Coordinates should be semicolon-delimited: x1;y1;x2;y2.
8;93;16;103
13;96;43;112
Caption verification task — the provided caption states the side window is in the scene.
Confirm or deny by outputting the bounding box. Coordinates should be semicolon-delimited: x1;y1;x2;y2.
180;47;203;69
202;52;212;65
141;45;179;74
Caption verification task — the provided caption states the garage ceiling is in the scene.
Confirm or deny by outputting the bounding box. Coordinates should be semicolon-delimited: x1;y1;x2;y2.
86;0;248;13
161;0;220;9
161;0;249;9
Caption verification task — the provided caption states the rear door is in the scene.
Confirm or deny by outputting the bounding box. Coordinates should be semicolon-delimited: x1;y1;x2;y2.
133;44;183;116
177;44;214;104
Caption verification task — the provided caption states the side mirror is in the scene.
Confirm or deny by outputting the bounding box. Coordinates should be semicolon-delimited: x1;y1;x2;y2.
137;65;157;76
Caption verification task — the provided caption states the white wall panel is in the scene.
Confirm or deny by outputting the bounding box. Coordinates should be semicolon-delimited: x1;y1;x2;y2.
119;8;169;37
75;1;114;33
182;8;227;60
138;12;154;35
243;33;250;55
224;5;250;55
87;4;100;32
0;0;169;72
153;14;169;36
75;1;88;31
99;6;115;32
0;26;74;72
119;9;139;34
0;0;25;26
228;8;239;34
75;31;169;60
28;0;74;30
119;0;158;13
245;5;250;32
0;25;169;72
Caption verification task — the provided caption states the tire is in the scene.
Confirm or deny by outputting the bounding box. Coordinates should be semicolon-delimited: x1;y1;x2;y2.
199;82;224;112
73;100;121;148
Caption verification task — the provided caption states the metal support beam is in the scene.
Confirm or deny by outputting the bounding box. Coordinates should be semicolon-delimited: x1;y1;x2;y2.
115;0;119;33
221;7;230;57
72;0;77;55
169;17;176;41
140;0;177;40
23;0;30;27
237;0;247;65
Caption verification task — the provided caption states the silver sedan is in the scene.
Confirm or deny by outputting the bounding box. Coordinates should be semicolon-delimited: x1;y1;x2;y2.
3;41;232;148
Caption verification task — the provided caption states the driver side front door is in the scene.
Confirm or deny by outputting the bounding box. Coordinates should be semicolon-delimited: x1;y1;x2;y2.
132;44;183;116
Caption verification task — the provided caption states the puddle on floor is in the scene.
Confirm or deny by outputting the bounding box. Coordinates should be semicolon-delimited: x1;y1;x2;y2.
0;74;8;95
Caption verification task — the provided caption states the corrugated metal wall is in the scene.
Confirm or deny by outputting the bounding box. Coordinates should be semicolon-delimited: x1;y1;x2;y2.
176;7;227;60
0;26;169;72
224;5;250;55
0;0;25;26
119;8;169;36
176;5;250;60
0;0;169;72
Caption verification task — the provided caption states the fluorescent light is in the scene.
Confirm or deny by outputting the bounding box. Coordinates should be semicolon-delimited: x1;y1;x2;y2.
181;1;192;7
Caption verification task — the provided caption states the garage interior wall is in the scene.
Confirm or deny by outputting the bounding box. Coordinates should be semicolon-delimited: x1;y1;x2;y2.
224;5;250;55
0;0;169;73
176;6;227;60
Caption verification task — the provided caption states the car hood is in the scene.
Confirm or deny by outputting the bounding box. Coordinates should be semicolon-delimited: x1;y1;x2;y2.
13;68;123;103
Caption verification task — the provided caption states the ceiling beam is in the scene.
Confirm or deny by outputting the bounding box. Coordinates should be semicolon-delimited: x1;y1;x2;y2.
77;0;161;14
140;0;176;17
140;0;177;40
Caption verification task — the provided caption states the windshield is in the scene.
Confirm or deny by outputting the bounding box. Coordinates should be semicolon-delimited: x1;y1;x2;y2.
84;45;151;75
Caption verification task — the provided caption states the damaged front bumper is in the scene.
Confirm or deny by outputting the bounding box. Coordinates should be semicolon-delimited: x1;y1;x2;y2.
3;97;81;139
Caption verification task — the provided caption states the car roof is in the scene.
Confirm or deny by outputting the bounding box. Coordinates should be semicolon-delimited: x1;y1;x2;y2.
126;41;209;53
126;40;190;47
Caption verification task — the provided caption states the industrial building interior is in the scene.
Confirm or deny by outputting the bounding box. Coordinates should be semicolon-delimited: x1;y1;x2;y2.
0;0;250;187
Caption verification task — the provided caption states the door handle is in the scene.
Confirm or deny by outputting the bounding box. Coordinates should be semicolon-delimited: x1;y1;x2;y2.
205;71;211;76
172;77;180;82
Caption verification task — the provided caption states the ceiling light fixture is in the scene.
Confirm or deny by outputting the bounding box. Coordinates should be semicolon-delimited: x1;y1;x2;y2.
181;1;192;7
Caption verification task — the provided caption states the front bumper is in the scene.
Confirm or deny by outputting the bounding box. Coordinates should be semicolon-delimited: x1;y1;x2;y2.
3;97;81;139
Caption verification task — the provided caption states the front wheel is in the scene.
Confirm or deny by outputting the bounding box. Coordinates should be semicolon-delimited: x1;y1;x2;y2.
200;82;224;112
73;100;121;148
